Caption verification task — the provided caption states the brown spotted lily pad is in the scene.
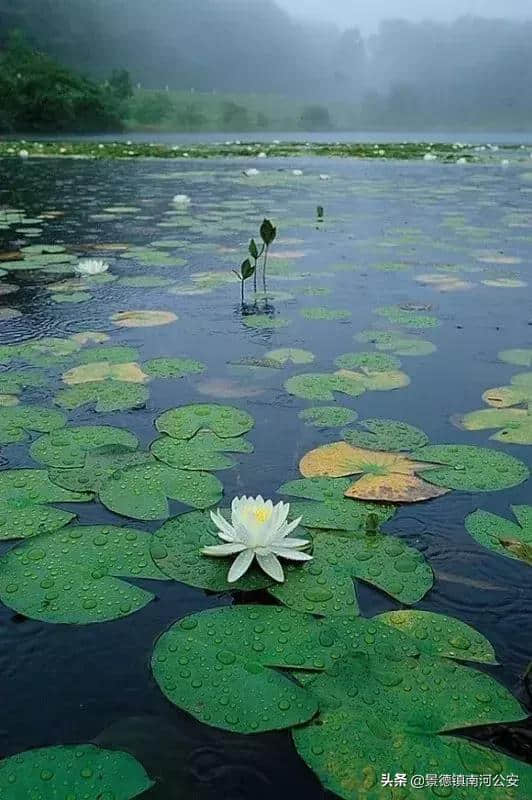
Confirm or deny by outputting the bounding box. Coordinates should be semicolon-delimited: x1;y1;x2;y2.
299;442;448;503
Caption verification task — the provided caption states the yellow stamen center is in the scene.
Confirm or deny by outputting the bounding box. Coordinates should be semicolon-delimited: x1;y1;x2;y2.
253;508;270;524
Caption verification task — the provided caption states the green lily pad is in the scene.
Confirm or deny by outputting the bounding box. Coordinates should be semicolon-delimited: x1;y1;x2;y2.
143;357;205;378
459;407;532;444
299;406;358;429
334;352;402;372
412;444;529;491
342;419;429;451
0;369;47;394
356;329;437;356
278;478;396;532
375;306;440;328
0;501;75;541
243;314;291;329
293;649;530;800
512;371;532;390
270;528;433;616
0;744;153;799
151;511;273;591
99;461;223;520
121;247;185;267
51;292;92;304
285;373;366;401
377;610;497;663
465;506;532;565
55;382;150;412
156;404;254;440
0;469;92;504
265;348;315;365
152;606;329;733
300;307;350;321
74;345;139;365
0;406;66;445
0;524;169;623
49;449;152;494
118;275;175;287
30;426;139;469
151;431;253;471
499;348;532;367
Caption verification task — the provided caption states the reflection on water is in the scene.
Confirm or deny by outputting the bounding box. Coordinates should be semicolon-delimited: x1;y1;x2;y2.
0;154;531;793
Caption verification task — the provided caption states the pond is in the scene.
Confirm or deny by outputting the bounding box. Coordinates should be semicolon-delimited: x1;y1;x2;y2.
0;154;531;799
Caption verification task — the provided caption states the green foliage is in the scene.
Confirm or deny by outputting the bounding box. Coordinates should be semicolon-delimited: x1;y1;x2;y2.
0;32;122;132
299;104;332;130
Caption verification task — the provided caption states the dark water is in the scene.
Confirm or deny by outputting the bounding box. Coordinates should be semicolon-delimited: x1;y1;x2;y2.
0;156;531;797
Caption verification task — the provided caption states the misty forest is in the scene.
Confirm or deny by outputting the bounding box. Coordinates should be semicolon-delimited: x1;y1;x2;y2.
0;1;531;800
1;0;532;131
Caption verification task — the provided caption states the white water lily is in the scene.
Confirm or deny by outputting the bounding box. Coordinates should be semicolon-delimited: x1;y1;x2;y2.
202;495;312;583
173;194;191;206
75;258;109;276
243;168;260;177
19;149;29;159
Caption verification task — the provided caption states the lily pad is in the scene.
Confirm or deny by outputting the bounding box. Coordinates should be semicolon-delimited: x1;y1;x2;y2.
465;506;532;565
30;426;139;469
55;381;150;412
0;744;153;799
49;449;152;494
156;404;254;440
151;606;328;733
0;524;169;623
337;367;410;392
0;469;92;505
151;431;253;471
143;357;205;378
62;362;148;385
300;307;350;321
499;348;532;367
334;352;401;372
99;461;223;520
278;478;396;532
285;373;366;401
356;329;437;356
270;528;433;616
0;501;75;541
265;348;315;365
342;419;429;451
374;306;440;328
412;444;530;491
151;511;273;592
300;443;448;503
111;310;177;328
299;406;358;429
118;275;175;288
293;647;530;800
0;406;66;445
459;407;532;444
377;610;497;663
0;369;47;394
74;345;139;365
51;291;92;303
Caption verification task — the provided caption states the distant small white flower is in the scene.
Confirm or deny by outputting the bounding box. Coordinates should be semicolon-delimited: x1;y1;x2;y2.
319;174;330;181
292;169;303;176
98;144;105;149
457;157;467;165
202;495;312;583
172;194;191;206
18;150;29;159
423;153;437;161
257;151;267;158
126;140;133;146
501;159;510;167
243;168;260;177
183;152;189;157
75;258;109;276
273;139;281;144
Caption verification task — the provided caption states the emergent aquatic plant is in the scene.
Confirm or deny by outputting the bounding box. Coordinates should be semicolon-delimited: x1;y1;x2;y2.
259;218;277;292
248;237;264;294
233;258;255;305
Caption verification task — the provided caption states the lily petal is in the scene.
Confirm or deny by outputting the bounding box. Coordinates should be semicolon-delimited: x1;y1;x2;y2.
274;537;310;549
227;549;255;582
202;543;247;557
271;547;313;561
277;516;303;539
256;552;285;582
210;510;237;542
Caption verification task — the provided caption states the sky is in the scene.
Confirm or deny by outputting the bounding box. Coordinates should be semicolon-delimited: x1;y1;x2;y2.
278;0;532;32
